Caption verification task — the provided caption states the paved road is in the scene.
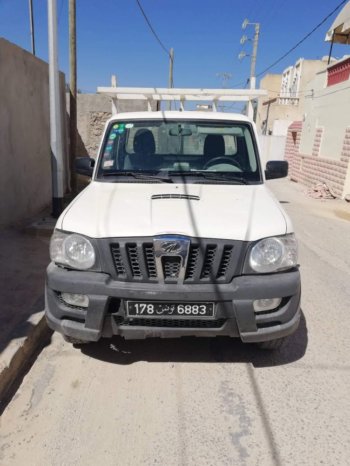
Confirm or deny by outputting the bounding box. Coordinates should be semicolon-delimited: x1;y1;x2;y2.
1;179;350;466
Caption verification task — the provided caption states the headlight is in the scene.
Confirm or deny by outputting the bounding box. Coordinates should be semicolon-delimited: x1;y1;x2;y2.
247;234;298;273
50;230;96;270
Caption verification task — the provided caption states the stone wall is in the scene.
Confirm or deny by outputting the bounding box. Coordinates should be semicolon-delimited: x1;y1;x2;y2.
69;94;155;158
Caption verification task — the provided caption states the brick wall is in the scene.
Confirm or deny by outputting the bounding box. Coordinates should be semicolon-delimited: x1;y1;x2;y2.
284;122;350;198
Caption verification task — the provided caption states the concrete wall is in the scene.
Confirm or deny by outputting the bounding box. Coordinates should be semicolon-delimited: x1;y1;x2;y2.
272;120;293;136
259;135;287;166
0;39;67;228
263;104;301;134
297;59;328;113
256;74;281;133
299;68;350;160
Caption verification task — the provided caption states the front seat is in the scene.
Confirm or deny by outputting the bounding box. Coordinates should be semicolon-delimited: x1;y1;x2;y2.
203;134;225;166
130;129;161;170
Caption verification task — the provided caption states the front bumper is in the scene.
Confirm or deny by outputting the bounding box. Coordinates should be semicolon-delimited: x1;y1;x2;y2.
45;263;301;342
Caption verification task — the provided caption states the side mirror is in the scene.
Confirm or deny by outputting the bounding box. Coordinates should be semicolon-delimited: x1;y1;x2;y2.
75;157;95;177
265;161;288;180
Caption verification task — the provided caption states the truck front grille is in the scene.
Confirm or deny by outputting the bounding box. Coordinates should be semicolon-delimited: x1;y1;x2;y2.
109;238;243;284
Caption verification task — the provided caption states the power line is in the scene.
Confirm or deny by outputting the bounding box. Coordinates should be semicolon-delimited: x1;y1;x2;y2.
230;78;249;88
135;0;171;58
256;0;348;78
135;0;175;108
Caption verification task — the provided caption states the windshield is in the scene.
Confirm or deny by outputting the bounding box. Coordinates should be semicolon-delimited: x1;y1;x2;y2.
96;119;262;183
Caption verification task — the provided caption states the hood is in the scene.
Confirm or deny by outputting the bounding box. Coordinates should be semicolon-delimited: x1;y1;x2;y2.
57;181;289;241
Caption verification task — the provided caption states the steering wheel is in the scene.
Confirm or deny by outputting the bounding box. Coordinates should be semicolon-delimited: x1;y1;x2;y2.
203;156;242;170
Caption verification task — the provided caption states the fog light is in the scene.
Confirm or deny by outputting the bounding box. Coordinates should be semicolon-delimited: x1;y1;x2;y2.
253;298;282;313
61;293;89;308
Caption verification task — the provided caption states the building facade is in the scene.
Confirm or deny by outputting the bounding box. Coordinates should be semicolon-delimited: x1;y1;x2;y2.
284;56;350;198
257;58;330;136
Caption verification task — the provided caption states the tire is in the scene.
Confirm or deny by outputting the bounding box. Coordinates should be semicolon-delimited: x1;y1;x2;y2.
63;335;89;346
257;337;287;350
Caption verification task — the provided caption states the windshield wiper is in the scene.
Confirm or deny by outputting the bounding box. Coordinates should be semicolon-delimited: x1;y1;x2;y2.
171;171;249;184
102;171;173;183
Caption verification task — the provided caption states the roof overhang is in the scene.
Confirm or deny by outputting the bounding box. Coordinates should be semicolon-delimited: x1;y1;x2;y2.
325;2;350;44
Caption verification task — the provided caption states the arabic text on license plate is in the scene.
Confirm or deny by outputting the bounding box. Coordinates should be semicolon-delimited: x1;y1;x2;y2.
126;302;214;318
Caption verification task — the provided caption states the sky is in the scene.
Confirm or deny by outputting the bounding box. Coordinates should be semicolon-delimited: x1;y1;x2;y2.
0;0;349;96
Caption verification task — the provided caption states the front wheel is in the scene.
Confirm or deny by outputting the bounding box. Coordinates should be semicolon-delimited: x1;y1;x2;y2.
256;337;288;350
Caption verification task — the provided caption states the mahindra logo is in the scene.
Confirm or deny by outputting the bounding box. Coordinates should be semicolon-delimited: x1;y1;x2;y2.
160;241;182;254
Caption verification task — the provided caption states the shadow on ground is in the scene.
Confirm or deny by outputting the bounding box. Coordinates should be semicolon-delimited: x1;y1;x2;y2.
0;227;50;353
81;311;308;368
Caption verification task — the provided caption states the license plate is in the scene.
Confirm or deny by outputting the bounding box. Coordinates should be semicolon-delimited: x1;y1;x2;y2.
126;301;215;318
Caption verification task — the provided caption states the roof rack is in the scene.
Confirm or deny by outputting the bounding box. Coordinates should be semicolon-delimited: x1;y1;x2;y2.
97;86;267;116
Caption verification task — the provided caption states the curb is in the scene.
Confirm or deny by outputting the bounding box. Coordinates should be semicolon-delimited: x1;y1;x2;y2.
0;314;53;409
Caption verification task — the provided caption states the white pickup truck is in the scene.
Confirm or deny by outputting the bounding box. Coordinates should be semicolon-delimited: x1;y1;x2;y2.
45;110;301;349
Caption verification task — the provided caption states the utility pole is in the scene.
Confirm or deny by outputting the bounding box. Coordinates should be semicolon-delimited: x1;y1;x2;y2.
250;23;260;90
28;0;35;55
168;48;174;111
48;0;64;217
69;0;77;192
239;19;260;119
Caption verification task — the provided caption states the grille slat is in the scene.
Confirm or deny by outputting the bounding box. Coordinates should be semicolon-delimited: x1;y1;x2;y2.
110;243;126;277
143;243;157;278
126;243;142;278
200;245;217;279
217;246;234;279
185;245;200;279
120;318;226;328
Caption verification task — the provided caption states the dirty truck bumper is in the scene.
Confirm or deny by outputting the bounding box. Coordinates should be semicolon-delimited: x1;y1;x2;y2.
45;263;301;343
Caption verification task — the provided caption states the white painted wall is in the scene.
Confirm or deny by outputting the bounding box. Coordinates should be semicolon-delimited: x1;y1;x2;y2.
272;119;293;136
259;135;287;166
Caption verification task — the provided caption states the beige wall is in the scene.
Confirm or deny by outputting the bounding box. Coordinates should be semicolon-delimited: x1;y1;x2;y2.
297;60;328;113
0;39;67;228
257;59;329;136
256;74;281;133
299;69;350;160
